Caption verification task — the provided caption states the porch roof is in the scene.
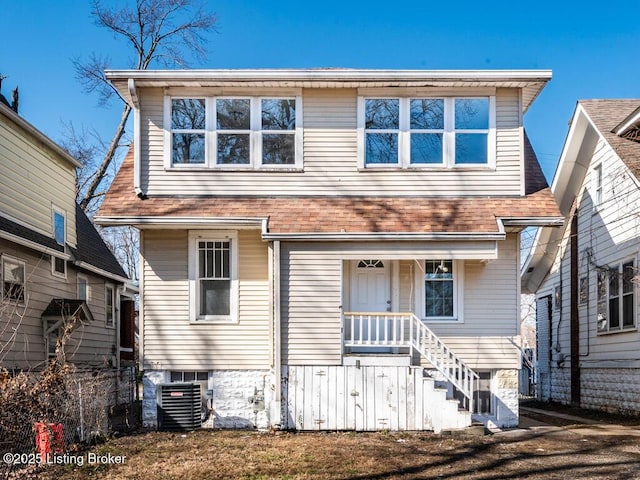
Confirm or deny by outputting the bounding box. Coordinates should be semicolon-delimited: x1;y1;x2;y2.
97;151;561;235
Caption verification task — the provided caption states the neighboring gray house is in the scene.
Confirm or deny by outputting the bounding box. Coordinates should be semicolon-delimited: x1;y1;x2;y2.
0;95;135;371
96;69;562;431
523;99;640;414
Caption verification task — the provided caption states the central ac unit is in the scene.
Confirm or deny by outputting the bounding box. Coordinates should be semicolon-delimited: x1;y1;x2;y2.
157;383;202;431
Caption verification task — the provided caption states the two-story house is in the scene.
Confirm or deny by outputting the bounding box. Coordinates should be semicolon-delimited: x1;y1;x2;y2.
523;99;640;414
0;95;135;371
96;69;562;432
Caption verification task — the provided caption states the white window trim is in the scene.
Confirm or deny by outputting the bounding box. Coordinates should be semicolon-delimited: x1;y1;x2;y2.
51;255;67;279
77;273;90;301
597;257;637;334
188;230;239;323
105;283;116;328
592;163;603;211
414;259;464;323
52;205;66;246
1;255;26;305
165;96;303;171
358;96;496;170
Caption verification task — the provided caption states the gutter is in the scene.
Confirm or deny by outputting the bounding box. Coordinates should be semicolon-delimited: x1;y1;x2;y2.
0;230;71;260
261;232;506;241
73;260;137;290
127;79;144;198
94;216;267;229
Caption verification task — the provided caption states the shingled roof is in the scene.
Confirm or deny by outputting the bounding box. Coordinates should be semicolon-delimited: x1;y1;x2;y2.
580;99;640;180
98;141;559;235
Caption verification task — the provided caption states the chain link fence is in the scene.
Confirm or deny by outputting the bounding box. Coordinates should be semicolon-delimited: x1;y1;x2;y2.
0;365;139;479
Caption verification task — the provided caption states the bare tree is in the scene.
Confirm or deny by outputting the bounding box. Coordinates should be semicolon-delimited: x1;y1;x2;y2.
74;0;217;211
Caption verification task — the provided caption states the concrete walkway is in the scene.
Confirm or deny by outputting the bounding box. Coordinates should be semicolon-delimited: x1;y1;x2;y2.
495;405;640;437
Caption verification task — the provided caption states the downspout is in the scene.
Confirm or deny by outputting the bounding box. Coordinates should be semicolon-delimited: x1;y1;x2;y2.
272;240;282;426
128;79;144;198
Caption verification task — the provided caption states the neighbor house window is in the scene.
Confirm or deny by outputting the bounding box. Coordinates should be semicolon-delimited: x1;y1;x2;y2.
554;285;561;311
2;256;25;303
360;96;494;168
593;164;603;207
51;256;66;279
598;261;636;333
52;207;66;246
423;260;460;320
167;96;301;169
579;276;589;305
77;274;88;301
105;284;115;328
189;231;238;322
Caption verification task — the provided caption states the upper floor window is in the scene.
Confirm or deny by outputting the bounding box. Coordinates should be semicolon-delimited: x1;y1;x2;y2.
52;207;66;246
51;256;66;279
597;261;636;333
188;231;238;322
78;274;89;301
2;256;25;304
167;96;301;169
593;163;603;207
359;96;495;168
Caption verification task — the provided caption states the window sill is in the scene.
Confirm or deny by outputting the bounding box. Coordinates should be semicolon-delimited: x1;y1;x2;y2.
358;165;494;172
422;317;463;324
190;318;239;325
597;327;637;336
166;166;303;173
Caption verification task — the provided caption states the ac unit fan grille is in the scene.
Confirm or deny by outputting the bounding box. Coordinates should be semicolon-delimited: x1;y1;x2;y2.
157;383;202;431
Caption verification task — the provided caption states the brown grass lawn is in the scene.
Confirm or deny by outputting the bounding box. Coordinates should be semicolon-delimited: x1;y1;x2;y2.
8;428;640;480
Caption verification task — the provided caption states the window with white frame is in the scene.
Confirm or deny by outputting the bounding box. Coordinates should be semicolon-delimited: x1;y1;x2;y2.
593;163;603;207
189;231;238;322
52;207;66;246
170;371;208;382
360;96;494;168
105;284;115;328
2;256;25;304
597;261;636;333
167;96;301;168
423;260;460;320
51;256;66;278
77;274;89;301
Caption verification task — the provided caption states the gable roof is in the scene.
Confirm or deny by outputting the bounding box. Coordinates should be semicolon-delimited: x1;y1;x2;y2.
97;143;560;237
522;99;640;293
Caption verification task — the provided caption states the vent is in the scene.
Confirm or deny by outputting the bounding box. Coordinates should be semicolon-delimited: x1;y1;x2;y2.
157;383;202;431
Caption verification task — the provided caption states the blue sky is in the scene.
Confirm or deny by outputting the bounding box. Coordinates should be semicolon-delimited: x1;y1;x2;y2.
1;0;638;181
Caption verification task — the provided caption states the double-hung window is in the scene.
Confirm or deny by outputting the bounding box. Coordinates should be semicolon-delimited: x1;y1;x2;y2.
360;96;494;168
167;96;301;168
422;260;462;321
597;261;636;333
105;284;115;328
2;256;25;304
189;231;238;322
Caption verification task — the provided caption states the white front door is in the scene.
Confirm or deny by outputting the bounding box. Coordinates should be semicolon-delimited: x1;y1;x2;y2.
350;260;391;312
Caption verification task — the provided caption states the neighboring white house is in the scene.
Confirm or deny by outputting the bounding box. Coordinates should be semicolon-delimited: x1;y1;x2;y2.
523;99;640;414
0;92;135;371
96;69;562;431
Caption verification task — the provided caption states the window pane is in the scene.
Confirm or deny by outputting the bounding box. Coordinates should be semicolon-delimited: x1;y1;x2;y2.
609;298;620;328
411;134;443;164
455;134;487;164
425;260;453;279
425;281;453;317
623;262;634;294
172;99;205;129
609;267;619;297
54;257;65;274
196;372;208;381
78;278;87;301
200;279;231;316
170;371;182;382
172;133;205;164
455;98;489;129
184;371;195;382
216;99;250;129
54;212;65;245
623;293;634;327
262;99;296;130
217;134;250;164
365;99;399;129
366;133;398;164
410;99;444;129
262;134;295;165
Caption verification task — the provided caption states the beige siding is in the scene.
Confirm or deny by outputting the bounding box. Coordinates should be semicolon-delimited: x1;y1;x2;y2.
539;137;640;368
432;337;519;370
0;239;116;370
140;87;523;197
0;118;76;246
141;229;270;370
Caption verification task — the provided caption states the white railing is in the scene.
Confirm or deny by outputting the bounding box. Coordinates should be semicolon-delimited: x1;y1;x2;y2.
343;312;478;412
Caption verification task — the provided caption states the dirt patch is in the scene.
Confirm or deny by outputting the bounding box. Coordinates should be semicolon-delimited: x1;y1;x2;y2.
522;400;640;427
6;427;638;480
